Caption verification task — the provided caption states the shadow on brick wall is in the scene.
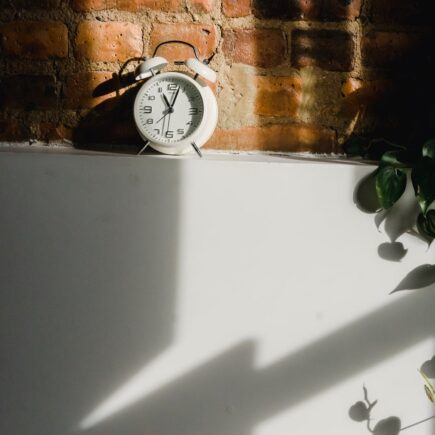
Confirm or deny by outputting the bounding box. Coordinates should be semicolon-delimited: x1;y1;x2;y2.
340;1;435;148
72;73;143;152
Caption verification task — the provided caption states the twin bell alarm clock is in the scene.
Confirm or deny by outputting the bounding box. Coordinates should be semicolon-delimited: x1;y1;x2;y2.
133;40;218;157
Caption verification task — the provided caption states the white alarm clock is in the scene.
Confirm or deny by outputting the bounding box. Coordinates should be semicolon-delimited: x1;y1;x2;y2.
133;41;218;157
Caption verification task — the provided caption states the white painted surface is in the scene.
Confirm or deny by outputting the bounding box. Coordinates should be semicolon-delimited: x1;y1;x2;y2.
0;150;434;435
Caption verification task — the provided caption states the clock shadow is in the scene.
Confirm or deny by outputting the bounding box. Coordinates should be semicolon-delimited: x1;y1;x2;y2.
73;81;145;154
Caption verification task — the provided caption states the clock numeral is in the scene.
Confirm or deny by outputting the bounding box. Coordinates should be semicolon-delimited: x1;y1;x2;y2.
186;121;193;126
158;87;163;93
146;119;154;125
165;131;174;139
148;95;156;101
177;129;185;135
154;129;160;135
142;106;152;114
167;83;178;91
189;108;199;115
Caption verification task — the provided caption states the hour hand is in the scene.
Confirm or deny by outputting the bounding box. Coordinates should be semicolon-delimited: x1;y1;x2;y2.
162;94;171;108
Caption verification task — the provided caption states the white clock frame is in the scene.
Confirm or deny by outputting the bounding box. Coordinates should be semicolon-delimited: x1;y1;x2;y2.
133;72;218;156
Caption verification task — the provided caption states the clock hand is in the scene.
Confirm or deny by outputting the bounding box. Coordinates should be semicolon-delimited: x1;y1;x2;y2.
162;93;171;108
156;111;169;124
170;87;180;108
167;112;172;136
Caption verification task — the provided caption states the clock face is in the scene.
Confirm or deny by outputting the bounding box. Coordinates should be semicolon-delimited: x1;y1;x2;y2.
135;75;205;146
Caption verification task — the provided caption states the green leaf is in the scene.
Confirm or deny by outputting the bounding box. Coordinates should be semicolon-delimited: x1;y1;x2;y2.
380;150;414;168
422;139;435;159
376;166;407;209
343;136;368;157
417;211;435;239
367;139;405;161
411;157;435;214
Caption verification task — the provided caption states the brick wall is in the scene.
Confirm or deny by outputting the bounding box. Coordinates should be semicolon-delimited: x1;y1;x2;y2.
0;0;434;153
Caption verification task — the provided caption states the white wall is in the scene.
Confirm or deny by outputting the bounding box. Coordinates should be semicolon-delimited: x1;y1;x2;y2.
1;150;434;435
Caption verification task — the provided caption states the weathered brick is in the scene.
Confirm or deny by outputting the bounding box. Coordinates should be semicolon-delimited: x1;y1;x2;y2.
63;71;119;109
341;77;362;97
189;0;214;13
371;0;435;24
0;21;68;59
362;31;422;69
0;0;61;8
72;0;183;12
324;0;362;20
253;0;321;20
253;0;362;21
73;88;141;145
223;0;251;17
292;29;355;72
255;75;302;118
342;80;395;112
150;23;217;60
75;21;142;62
0;119;29;141
205;124;336;153
0;75;58;110
223;29;287;68
35;122;72;142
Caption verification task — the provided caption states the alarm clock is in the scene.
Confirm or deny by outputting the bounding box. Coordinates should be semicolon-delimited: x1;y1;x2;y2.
133;41;218;157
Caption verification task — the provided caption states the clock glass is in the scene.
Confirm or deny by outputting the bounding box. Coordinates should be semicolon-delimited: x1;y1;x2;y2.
136;75;205;145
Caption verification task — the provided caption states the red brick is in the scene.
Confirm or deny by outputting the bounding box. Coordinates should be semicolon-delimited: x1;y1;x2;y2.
223;29;287;68
189;0;214;13
73;89;141;145
35;122;72;142
0;75;58;110
0;119;29;141
253;0;362;21
63;71;120;109
341;77;362;97
254;75;302;118
362;32;422;69
204;124;336;153
291;29;355;72
341;79;395;115
223;0;252;17
371;0;434;24
253;0;321;20
72;0;183;12
0;21;68;59
150;23;217;60
0;0;61;8
324;0;362;20
75;21;142;62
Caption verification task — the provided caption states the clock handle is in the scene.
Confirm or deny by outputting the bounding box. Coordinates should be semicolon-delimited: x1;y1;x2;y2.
152;40;201;61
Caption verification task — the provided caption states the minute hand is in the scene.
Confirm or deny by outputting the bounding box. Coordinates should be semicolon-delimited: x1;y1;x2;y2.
170;88;180;108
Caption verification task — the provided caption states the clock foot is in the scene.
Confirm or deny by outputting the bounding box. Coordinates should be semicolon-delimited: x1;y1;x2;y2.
191;142;203;158
137;141;150;155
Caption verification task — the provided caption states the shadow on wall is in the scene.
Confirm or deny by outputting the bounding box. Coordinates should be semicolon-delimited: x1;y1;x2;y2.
78;288;435;435
0;153;181;435
348;384;435;435
73;81;143;153
353;167;435;292
341;3;435;148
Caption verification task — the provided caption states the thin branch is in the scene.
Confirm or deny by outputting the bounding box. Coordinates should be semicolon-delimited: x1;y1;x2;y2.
401;415;435;431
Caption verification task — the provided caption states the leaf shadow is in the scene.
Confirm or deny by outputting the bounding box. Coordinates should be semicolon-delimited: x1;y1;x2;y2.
391;264;435;294
421;356;435;378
